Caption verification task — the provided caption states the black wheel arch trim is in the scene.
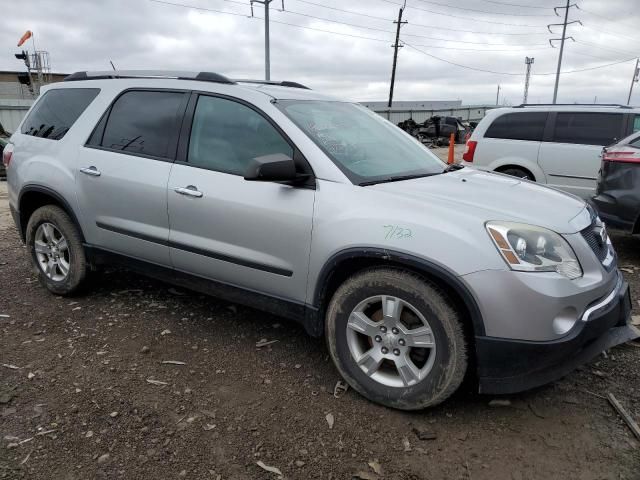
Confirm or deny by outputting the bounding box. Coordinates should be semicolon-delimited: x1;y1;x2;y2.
17;184;86;243
313;247;486;337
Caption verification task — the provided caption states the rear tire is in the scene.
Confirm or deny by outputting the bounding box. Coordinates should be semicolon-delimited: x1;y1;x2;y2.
498;167;534;181
25;205;87;296
325;268;467;410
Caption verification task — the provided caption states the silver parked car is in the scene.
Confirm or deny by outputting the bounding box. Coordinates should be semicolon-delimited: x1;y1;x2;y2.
4;71;638;410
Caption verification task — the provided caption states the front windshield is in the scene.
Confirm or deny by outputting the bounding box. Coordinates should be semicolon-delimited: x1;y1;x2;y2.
277;100;446;184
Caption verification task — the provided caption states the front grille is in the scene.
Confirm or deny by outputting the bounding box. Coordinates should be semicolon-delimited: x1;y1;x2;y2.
581;222;609;263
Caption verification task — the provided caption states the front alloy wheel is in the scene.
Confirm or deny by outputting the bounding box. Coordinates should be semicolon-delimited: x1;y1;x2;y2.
347;295;436;388
326;268;467;410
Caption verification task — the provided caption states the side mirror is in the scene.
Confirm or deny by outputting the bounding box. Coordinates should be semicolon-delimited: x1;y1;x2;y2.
244;153;297;182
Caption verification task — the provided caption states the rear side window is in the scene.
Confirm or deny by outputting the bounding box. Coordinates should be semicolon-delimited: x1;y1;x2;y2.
97;90;186;159
21;88;99;140
552;112;623;146
187;95;293;175
484;112;547;141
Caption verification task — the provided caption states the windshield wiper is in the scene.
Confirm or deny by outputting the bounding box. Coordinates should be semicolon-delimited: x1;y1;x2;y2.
443;163;465;173
359;172;439;186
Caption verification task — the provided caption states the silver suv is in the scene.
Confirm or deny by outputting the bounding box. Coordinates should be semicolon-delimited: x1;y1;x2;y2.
4;71;638;410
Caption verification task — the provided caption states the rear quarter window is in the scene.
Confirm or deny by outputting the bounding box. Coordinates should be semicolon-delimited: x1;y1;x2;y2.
484;112;548;141
21;88;100;140
552;112;623;146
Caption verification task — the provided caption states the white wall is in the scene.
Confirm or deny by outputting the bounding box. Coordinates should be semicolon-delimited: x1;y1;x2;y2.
0;99;33;133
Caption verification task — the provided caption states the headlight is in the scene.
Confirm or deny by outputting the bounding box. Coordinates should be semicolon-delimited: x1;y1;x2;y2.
486;221;582;279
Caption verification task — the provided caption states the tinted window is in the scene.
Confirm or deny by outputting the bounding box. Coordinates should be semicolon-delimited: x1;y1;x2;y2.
484;112;547;141
633;115;640;133
21;88;99;140
188;96;292;175
101;91;185;158
553;112;623;146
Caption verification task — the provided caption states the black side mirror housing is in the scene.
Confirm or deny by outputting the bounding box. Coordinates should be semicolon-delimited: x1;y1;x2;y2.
244;153;298;182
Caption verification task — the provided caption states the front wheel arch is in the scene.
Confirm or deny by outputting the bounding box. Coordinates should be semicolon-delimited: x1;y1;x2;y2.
313;248;485;339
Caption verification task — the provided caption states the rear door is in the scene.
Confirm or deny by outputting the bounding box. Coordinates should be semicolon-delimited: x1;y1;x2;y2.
166;93;315;303
476;111;547;175
538;112;625;199
76;89;188;265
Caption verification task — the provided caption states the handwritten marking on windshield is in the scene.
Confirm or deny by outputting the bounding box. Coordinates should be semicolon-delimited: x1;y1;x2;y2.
383;225;413;240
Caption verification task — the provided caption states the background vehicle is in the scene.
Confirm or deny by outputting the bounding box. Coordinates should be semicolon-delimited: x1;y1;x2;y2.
0;122;9;180
592;132;640;233
5;72;636;410
462;104;640;199
398;115;470;146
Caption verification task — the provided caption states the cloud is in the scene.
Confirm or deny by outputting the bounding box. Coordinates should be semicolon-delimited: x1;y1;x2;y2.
2;0;638;104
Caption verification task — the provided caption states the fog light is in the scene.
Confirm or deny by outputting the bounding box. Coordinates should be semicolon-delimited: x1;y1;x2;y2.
552;307;578;335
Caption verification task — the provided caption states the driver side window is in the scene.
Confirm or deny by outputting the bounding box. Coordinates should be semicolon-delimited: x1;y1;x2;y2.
188;95;293;176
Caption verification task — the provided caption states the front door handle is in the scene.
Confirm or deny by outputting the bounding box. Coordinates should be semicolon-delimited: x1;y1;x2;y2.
173;185;203;198
80;166;101;177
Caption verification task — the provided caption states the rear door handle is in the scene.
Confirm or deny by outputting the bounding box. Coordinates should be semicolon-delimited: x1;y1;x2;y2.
173;185;203;198
80;166;101;177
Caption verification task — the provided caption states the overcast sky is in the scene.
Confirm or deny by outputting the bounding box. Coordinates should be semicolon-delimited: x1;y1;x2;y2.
2;0;638;105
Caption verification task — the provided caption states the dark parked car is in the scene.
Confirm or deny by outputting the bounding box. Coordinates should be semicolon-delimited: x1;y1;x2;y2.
0;135;9;180
592;132;640;233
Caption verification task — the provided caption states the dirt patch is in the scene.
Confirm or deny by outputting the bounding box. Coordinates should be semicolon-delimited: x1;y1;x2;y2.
0;182;639;479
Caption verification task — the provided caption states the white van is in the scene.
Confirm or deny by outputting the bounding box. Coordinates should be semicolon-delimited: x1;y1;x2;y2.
462;104;640;199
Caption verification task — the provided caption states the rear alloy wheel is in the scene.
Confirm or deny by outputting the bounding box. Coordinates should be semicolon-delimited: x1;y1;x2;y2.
26;205;87;295
326;268;467;410
499;167;534;181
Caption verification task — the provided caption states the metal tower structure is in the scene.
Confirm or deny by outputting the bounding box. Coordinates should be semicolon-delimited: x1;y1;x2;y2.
523;57;534;104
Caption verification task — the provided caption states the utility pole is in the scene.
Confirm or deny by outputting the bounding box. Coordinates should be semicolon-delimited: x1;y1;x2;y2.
523;57;534;104
549;1;581;104
496;84;501;106
627;58;639;105
388;1;407;108
251;0;274;80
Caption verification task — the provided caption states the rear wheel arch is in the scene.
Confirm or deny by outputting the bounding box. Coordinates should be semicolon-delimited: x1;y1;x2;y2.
313;248;485;339
18;186;85;243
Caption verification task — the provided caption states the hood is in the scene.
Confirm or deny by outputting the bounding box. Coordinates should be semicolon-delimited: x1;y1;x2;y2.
371;167;590;234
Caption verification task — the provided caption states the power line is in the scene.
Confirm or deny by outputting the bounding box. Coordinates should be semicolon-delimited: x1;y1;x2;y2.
575;40;639;58
406;42;636;76
372;0;547;27
411;0;554;17
270;6;548;46
152;0;551;51
150;0;389;42
475;0;555;9
581;25;640;46
289;0;549;35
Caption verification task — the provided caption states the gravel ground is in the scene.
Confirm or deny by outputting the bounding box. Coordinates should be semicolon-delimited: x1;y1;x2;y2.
0;181;639;479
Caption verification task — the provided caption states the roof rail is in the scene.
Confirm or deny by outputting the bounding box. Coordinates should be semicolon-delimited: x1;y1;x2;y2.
63;70;235;85
234;79;311;90
514;103;633;109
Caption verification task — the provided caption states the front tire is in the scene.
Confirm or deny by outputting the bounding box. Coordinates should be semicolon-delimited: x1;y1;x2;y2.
325;268;467;410
25;205;87;296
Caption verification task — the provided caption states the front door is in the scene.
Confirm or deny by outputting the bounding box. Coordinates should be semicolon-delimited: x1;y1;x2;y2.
167;94;315;303
75;89;188;265
538;112;625;199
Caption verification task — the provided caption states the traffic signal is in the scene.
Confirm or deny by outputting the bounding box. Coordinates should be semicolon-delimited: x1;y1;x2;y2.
15;50;30;67
17;73;31;86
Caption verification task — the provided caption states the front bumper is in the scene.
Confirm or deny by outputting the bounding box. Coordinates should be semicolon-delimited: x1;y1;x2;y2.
476;274;637;394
